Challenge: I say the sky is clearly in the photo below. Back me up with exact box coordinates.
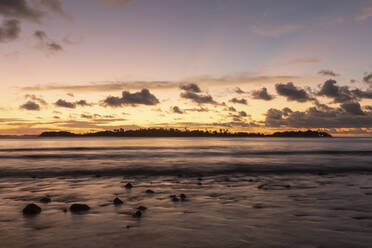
[1,0,372,136]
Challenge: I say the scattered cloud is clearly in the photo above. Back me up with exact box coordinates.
[40,0,72,20]
[251,87,274,101]
[102,89,160,107]
[288,58,321,65]
[357,4,372,21]
[55,99,75,108]
[265,104,372,128]
[0,19,20,42]
[229,98,248,105]
[363,73,372,85]
[251,24,301,37]
[20,101,40,111]
[180,83,201,93]
[172,106,183,114]
[275,82,313,102]
[25,94,47,106]
[318,69,339,77]
[341,102,365,115]
[0,0,43,22]
[33,30,63,54]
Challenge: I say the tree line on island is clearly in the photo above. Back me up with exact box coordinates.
[39,128,332,137]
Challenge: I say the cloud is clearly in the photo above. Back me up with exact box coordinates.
[357,4,372,21]
[34,30,63,53]
[172,106,183,114]
[234,87,245,94]
[288,58,321,64]
[251,24,301,37]
[55,99,75,108]
[229,98,248,105]
[265,104,372,128]
[21,73,300,92]
[341,102,365,115]
[275,82,312,102]
[75,100,93,107]
[100,0,133,6]
[251,87,274,101]
[180,83,217,105]
[25,94,47,105]
[179,83,201,93]
[20,101,40,111]
[0,19,20,42]
[363,73,372,85]
[180,91,216,105]
[102,89,160,107]
[318,70,339,77]
[40,0,71,20]
[0,0,43,22]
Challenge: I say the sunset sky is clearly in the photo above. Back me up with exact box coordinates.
[1,0,372,136]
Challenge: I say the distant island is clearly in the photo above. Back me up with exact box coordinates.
[39,128,332,138]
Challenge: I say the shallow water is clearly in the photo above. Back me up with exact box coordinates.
[1,137,372,247]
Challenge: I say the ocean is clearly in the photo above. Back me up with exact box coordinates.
[1,137,372,247]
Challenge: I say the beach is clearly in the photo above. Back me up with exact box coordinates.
[1,137,372,247]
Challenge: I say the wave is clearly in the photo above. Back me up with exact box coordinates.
[1,162,372,178]
[0,150,371,160]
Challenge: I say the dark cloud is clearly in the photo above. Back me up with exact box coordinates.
[55,99,75,108]
[75,100,93,107]
[25,94,47,105]
[227,106,236,112]
[34,30,63,53]
[275,82,312,102]
[340,102,365,115]
[251,87,274,101]
[265,104,372,128]
[180,83,201,93]
[234,87,245,94]
[239,111,248,117]
[180,91,216,104]
[318,70,339,77]
[363,73,372,85]
[229,98,247,105]
[172,106,183,114]
[0,19,20,42]
[0,0,42,22]
[317,79,354,103]
[317,80,372,103]
[180,83,217,105]
[20,101,40,111]
[103,89,159,107]
[122,89,159,105]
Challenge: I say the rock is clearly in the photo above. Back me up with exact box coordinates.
[40,197,51,203]
[145,189,154,194]
[125,183,133,189]
[23,203,41,216]
[113,197,123,205]
[132,210,142,218]
[170,195,179,202]
[70,204,90,213]
[62,207,67,213]
[180,194,187,201]
[137,206,147,211]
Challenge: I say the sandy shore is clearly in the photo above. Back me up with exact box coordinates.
[1,173,372,248]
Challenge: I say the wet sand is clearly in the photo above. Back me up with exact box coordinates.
[1,173,372,248]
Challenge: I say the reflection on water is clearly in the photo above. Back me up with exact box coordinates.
[0,137,372,247]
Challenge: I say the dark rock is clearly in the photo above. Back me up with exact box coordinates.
[62,207,67,213]
[132,210,142,218]
[23,203,41,216]
[95,174,102,178]
[113,197,123,205]
[180,194,187,201]
[125,183,133,189]
[40,197,51,203]
[170,195,179,202]
[137,206,147,211]
[145,189,154,194]
[70,204,90,213]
